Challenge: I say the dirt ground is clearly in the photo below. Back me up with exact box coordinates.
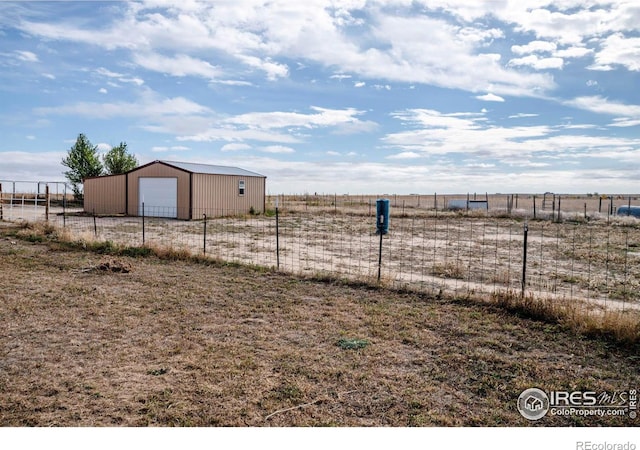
[51,210,640,314]
[0,226,638,426]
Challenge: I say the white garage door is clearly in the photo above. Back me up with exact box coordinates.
[138,177,178,218]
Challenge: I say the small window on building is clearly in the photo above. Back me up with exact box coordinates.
[238,180,245,196]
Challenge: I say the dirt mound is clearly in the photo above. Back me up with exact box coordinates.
[96,259,132,273]
[73,259,132,274]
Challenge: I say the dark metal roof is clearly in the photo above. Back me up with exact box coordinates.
[160,160,265,177]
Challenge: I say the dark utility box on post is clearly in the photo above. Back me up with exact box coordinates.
[376,198,390,235]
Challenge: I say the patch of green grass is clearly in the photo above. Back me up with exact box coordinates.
[271,383,303,402]
[336,338,369,350]
[120,246,153,257]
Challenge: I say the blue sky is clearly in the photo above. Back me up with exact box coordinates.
[1,0,639,194]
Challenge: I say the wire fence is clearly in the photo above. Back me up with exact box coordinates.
[28,205,639,314]
[2,183,639,315]
[270,193,640,221]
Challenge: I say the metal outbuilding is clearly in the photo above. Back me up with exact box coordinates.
[83,160,266,219]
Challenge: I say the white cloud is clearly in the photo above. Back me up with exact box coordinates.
[509,113,539,119]
[511,40,557,55]
[98,88,108,94]
[506,160,551,168]
[95,67,123,78]
[35,92,212,119]
[15,2,555,96]
[234,55,289,80]
[382,107,640,166]
[42,73,55,80]
[17,0,627,100]
[554,46,592,58]
[508,55,564,70]
[609,118,640,128]
[151,145,191,152]
[96,143,112,152]
[209,79,253,87]
[0,151,66,180]
[558,124,597,130]
[354,81,365,88]
[592,33,640,72]
[465,162,495,169]
[133,52,221,78]
[260,145,295,154]
[586,63,614,71]
[387,151,421,159]
[476,93,504,102]
[224,106,373,132]
[326,151,340,156]
[94,67,144,86]
[221,143,252,152]
[26,135,36,140]
[565,96,640,117]
[505,5,616,45]
[179,128,303,144]
[15,50,38,62]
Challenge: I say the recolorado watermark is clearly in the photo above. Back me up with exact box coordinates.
[517,387,637,421]
[576,442,636,450]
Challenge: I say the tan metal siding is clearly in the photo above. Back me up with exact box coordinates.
[127,163,191,220]
[83,174,126,215]
[192,174,265,217]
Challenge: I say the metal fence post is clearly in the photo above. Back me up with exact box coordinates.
[62,184,66,228]
[93,209,97,237]
[609,196,614,216]
[142,202,145,245]
[599,196,602,213]
[0,183,3,221]
[275,201,280,269]
[522,222,528,298]
[377,227,383,282]
[203,213,207,255]
[45,185,50,222]
[557,195,561,222]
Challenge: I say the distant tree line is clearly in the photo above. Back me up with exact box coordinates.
[62,133,138,199]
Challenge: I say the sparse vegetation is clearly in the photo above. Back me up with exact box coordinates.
[1,225,638,426]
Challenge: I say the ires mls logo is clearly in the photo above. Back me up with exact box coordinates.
[518,388,637,420]
[517,388,550,420]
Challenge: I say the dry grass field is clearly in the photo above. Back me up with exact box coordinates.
[1,223,639,427]
[49,205,640,316]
